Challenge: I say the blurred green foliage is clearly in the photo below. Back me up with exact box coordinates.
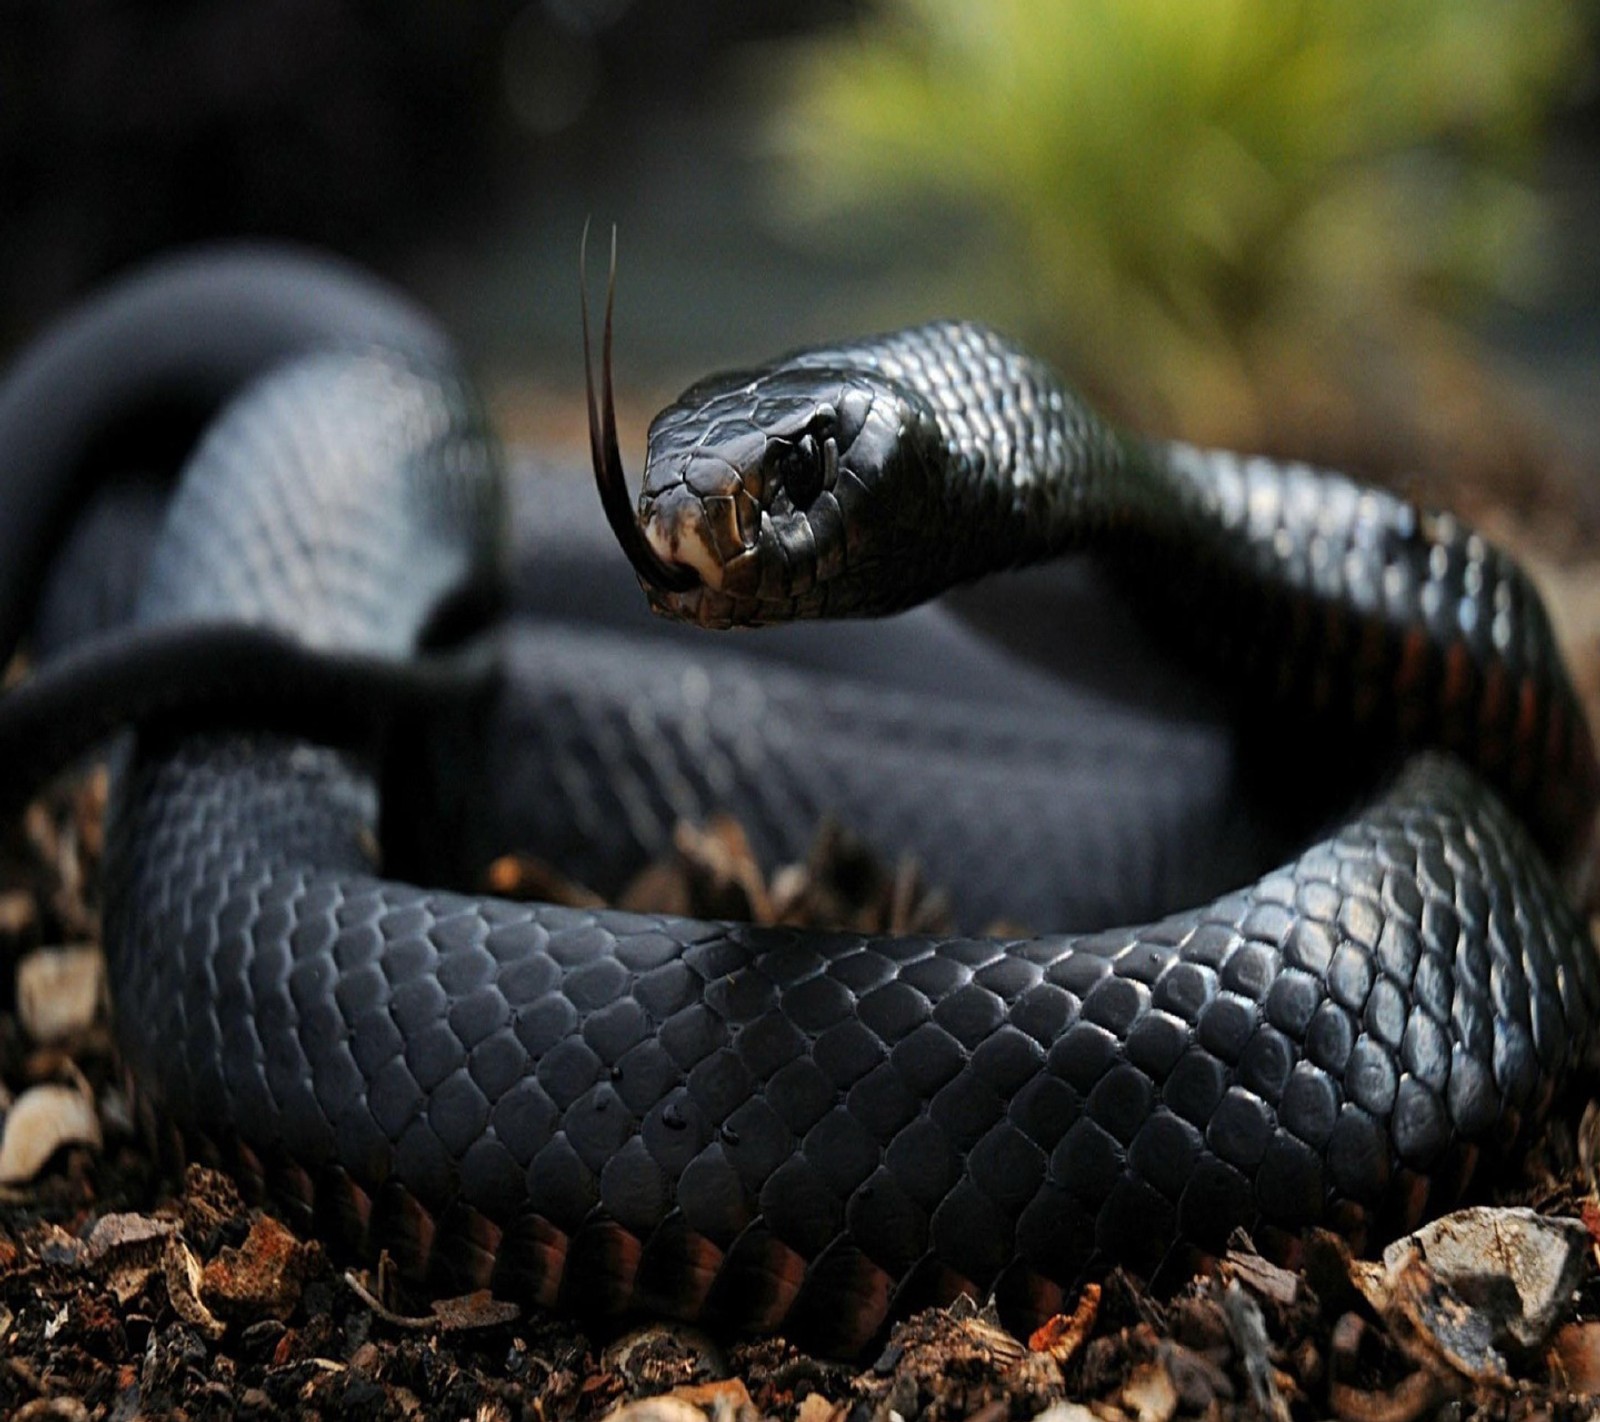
[769,0,1594,438]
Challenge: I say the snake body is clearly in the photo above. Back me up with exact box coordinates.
[2,250,1597,1355]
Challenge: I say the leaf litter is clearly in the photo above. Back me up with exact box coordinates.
[6,770,1600,1420]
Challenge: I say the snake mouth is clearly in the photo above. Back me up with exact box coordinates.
[582,224,700,597]
[636,488,732,588]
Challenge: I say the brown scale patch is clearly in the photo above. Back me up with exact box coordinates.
[1540,702,1582,851]
[1249,1224,1306,1272]
[1350,623,1391,724]
[561,1217,643,1316]
[1478,660,1510,770]
[1441,641,1472,718]
[163,1121,199,1183]
[231,1139,268,1198]
[370,1180,438,1279]
[1502,1105,1525,1147]
[781,1240,896,1356]
[489,1212,568,1310]
[988,1261,1064,1337]
[1560,713,1589,784]
[703,1224,808,1333]
[1438,1142,1480,1206]
[319,1168,374,1257]
[332,1170,376,1247]
[1510,677,1543,793]
[885,1253,979,1321]
[1571,709,1600,796]
[1543,696,1597,849]
[632,1214,725,1320]
[1392,1168,1433,1236]
[432,1205,503,1293]
[1395,626,1430,702]
[266,1159,318,1223]
[1325,1198,1372,1255]
[1393,628,1437,742]
[1545,692,1568,777]
[1558,716,1600,874]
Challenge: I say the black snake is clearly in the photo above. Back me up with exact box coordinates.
[0,246,1595,1355]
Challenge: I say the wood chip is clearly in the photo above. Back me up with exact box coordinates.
[670,1378,753,1412]
[1032,1405,1100,1422]
[599,1400,709,1422]
[1118,1360,1178,1422]
[13,1398,91,1422]
[0,1081,100,1183]
[163,1236,226,1342]
[83,1212,179,1302]
[0,889,37,940]
[484,853,605,907]
[16,945,105,1044]
[1028,1281,1101,1362]
[1549,1321,1600,1394]
[178,1163,248,1242]
[666,816,772,922]
[1328,1370,1451,1422]
[1224,1246,1301,1307]
[430,1289,520,1332]
[201,1214,314,1322]
[1221,1281,1289,1422]
[794,1394,841,1422]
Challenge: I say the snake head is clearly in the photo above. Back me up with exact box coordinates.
[634,365,945,627]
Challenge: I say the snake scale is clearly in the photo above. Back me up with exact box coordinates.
[0,246,1596,1355]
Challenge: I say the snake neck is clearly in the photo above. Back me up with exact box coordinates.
[835,321,1598,880]
[1150,441,1600,883]
[796,322,1164,571]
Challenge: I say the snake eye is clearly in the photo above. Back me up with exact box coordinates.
[775,431,827,510]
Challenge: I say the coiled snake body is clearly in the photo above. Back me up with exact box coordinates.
[1,249,1596,1354]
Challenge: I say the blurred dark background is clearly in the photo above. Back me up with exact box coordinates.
[0,1,867,375]
[3,0,1599,508]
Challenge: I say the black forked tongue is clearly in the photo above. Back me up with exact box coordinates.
[581,223,699,595]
